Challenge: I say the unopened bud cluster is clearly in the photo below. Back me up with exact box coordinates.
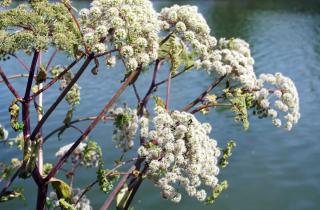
[110,106,139,152]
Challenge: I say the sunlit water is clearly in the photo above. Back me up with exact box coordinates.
[1,0,320,209]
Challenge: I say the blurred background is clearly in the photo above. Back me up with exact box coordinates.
[1,0,320,209]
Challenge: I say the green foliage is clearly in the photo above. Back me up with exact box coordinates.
[43,163,53,176]
[0,0,11,7]
[206,180,229,204]
[82,140,102,167]
[219,140,236,168]
[36,65,47,84]
[158,34,194,75]
[114,113,132,130]
[0,158,21,181]
[97,167,119,194]
[63,108,74,126]
[224,88,254,130]
[0,187,24,203]
[65,84,81,106]
[116,184,134,210]
[49,66,81,106]
[49,177,72,201]
[0,162,13,181]
[58,198,77,210]
[152,96,165,109]
[19,138,40,178]
[0,1,82,59]
[8,100,24,132]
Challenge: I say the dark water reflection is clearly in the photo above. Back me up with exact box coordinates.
[1,0,320,209]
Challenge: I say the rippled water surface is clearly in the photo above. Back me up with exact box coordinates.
[1,0,320,209]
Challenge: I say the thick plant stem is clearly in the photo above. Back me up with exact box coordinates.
[37,53,44,175]
[45,69,140,182]
[22,51,39,157]
[36,184,48,210]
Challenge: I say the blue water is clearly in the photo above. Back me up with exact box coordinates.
[1,0,320,209]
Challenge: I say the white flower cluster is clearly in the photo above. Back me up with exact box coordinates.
[254,73,300,130]
[55,142,86,158]
[159,5,217,64]
[80,0,160,71]
[138,106,221,203]
[47,190,92,210]
[159,5,258,89]
[111,107,139,152]
[211,38,258,89]
[55,142,100,167]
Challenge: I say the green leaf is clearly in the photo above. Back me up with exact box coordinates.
[8,100,23,132]
[19,138,40,179]
[0,188,24,203]
[114,113,132,130]
[158,34,195,75]
[116,184,134,210]
[49,178,72,201]
[97,168,119,194]
[58,198,76,210]
[224,88,252,130]
[219,140,237,168]
[63,108,74,126]
[206,180,229,204]
[152,96,165,109]
[36,65,47,84]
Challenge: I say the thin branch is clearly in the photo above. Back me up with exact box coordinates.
[182,75,227,112]
[74,158,139,206]
[132,83,141,103]
[24,51,40,101]
[155,64,193,87]
[0,67,22,99]
[43,116,111,143]
[123,165,148,210]
[94,48,119,58]
[0,167,21,198]
[165,71,172,111]
[29,54,94,142]
[100,166,136,210]
[63,2,90,55]
[190,102,233,114]
[138,59,164,115]
[0,74,54,83]
[45,49,58,72]
[10,54,30,72]
[44,69,141,182]
[30,55,84,101]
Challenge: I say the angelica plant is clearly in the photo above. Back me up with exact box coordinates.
[0,0,300,210]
